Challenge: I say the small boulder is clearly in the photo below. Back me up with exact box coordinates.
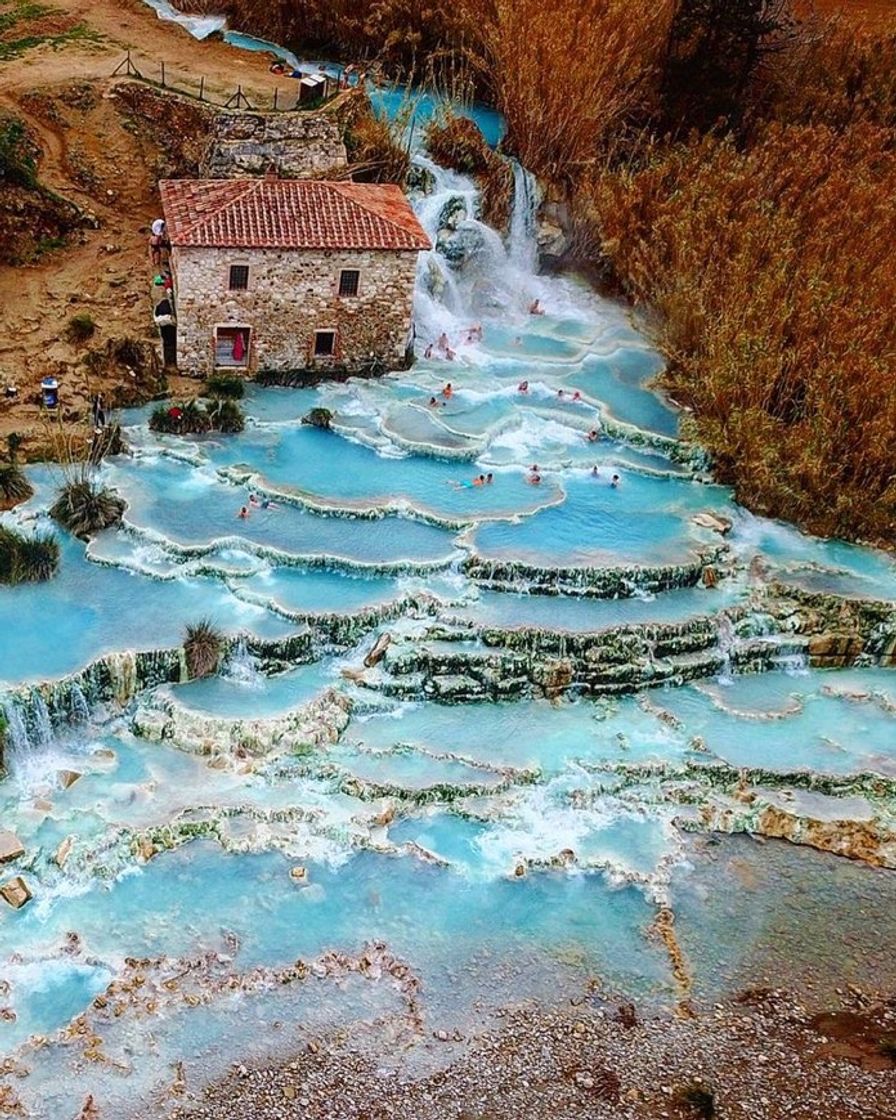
[1,877,32,910]
[54,835,75,869]
[301,408,332,430]
[57,770,82,790]
[0,831,24,864]
[364,632,392,669]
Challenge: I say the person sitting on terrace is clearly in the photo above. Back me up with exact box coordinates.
[529,299,545,316]
[587,429,599,442]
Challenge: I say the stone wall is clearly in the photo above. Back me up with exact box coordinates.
[171,245,419,376]
[201,112,347,179]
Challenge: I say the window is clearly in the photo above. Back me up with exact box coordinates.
[338,269,360,298]
[314,330,336,358]
[228,265,249,291]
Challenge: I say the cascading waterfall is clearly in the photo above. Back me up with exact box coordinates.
[715,613,735,685]
[411,153,541,344]
[508,159,541,273]
[223,637,264,690]
[1,700,30,759]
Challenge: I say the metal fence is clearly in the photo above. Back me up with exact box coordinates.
[112,50,339,113]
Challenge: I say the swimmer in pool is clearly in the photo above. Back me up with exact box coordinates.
[528,471,542,485]
[518,380,529,393]
[611,474,620,488]
[586,429,599,443]
[238,506,250,519]
[442,382,453,399]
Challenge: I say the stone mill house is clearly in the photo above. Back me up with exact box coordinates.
[158,175,431,378]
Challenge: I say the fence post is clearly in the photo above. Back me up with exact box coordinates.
[199,76,205,102]
[161,61,166,88]
[112,49,143,79]
[273,88,279,111]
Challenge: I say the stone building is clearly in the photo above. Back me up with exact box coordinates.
[201,112,347,180]
[159,177,430,378]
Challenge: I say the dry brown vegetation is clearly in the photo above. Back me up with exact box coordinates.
[590,122,896,539]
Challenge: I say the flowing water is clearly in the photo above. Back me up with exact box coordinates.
[2,14,896,1116]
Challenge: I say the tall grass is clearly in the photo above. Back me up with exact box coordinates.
[590,121,896,541]
[484,0,672,183]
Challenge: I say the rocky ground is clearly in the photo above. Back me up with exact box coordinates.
[165,991,896,1120]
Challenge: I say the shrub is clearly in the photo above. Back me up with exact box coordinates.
[301,407,333,430]
[150,399,244,435]
[0,115,38,189]
[0,463,33,507]
[66,312,97,343]
[210,398,246,434]
[50,479,126,539]
[184,619,225,680]
[344,99,411,185]
[205,374,245,400]
[0,525,59,585]
[425,112,492,175]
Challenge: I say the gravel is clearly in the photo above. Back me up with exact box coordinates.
[168,988,896,1120]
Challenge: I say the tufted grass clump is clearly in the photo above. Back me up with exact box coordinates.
[0,525,60,585]
[49,478,125,539]
[0,463,33,508]
[205,374,245,400]
[209,398,246,434]
[184,619,225,680]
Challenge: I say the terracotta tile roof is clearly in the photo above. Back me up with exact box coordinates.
[159,179,431,252]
